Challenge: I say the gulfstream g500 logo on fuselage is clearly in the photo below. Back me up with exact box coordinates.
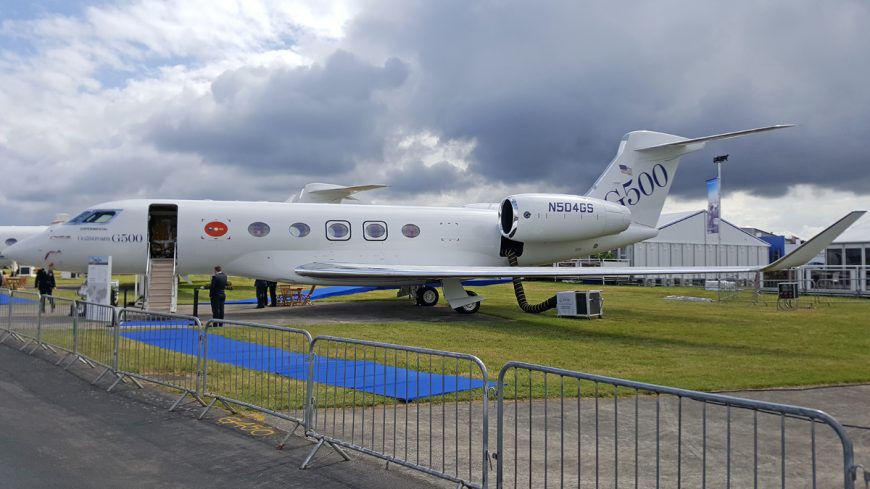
[604,163,669,207]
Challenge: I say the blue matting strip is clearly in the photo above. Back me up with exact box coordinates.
[200,279,512,305]
[0,295,39,305]
[120,328,488,401]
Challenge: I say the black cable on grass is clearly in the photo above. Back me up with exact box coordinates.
[506,250,558,314]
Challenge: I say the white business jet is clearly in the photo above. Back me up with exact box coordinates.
[0,214,69,268]
[5,125,864,313]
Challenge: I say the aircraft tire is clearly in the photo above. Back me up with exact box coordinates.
[454,291,480,314]
[416,286,439,307]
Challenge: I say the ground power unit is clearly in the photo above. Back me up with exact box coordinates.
[556,290,603,319]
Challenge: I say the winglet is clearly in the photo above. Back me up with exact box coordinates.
[762,211,866,272]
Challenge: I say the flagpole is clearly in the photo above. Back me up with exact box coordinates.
[713,154,728,298]
[713,154,729,268]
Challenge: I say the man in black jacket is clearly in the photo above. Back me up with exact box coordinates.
[209,266,228,321]
[34,264,57,312]
[254,279,267,309]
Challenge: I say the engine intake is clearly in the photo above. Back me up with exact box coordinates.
[498,194,631,242]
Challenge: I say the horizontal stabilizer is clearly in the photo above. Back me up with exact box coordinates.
[636,125,795,152]
[762,210,866,272]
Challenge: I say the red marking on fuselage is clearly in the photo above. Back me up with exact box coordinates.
[204,221,228,237]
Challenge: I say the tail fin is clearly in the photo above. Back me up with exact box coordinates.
[586,125,793,228]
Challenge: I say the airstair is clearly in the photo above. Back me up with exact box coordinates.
[144,203,179,313]
[145,257,176,312]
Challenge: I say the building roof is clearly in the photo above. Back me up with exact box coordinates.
[832,218,870,244]
[656,210,702,228]
[655,210,769,246]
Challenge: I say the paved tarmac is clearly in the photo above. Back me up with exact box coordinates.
[0,342,443,489]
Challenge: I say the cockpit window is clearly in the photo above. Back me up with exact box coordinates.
[66,209,120,225]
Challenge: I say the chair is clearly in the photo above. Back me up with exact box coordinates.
[277,285,316,306]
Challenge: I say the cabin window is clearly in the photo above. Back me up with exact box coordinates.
[4,238,17,246]
[66,209,120,225]
[364,221,387,241]
[289,223,310,238]
[248,222,271,237]
[326,221,351,241]
[401,223,421,238]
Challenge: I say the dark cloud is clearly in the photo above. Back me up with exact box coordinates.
[380,161,474,197]
[342,0,870,199]
[145,50,410,174]
[9,0,865,232]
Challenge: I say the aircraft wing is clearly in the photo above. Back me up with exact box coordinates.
[297,263,770,280]
[296,211,865,281]
[288,183,387,203]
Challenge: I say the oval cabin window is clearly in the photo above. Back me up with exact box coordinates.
[289,223,310,238]
[401,224,421,238]
[364,221,387,241]
[248,222,271,237]
[327,221,351,241]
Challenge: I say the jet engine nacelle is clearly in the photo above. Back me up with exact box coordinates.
[499,194,632,242]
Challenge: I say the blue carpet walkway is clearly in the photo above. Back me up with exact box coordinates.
[120,327,488,401]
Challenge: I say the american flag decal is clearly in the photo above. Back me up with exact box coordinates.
[619,164,632,176]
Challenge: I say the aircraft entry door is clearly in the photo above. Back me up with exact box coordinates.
[148,204,178,259]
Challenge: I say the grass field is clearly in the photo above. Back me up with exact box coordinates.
[14,275,870,393]
[268,281,870,393]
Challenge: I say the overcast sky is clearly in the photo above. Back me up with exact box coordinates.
[1,0,867,239]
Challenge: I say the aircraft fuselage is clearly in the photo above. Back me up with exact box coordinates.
[13,198,647,285]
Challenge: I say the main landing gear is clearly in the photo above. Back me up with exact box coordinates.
[415,286,440,307]
[413,284,483,314]
[453,291,480,314]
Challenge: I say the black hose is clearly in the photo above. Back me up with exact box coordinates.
[506,251,558,314]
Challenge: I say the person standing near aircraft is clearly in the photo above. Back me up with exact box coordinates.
[209,266,228,320]
[254,279,267,309]
[34,263,56,312]
[267,280,278,307]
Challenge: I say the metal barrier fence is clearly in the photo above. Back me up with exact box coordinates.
[37,295,77,361]
[73,301,118,378]
[496,362,859,489]
[760,276,870,305]
[0,288,10,334]
[111,308,205,410]
[303,336,490,489]
[3,290,42,351]
[200,319,312,445]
